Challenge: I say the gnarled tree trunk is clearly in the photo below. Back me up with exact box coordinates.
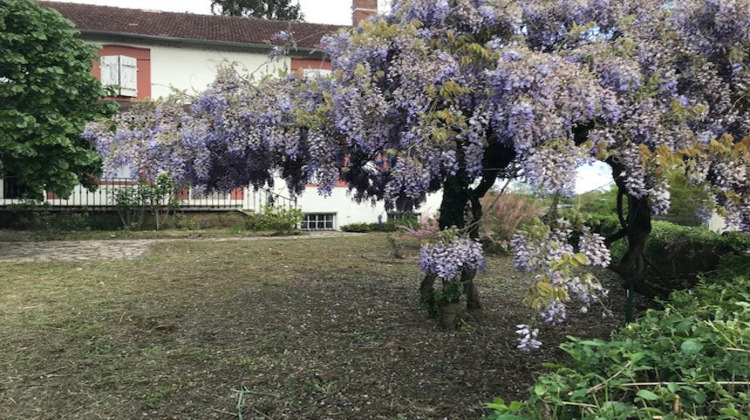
[419,141,514,328]
[606,162,669,321]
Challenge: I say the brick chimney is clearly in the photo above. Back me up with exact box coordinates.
[353,0,378,26]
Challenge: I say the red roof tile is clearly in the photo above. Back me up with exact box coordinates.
[38,1,345,50]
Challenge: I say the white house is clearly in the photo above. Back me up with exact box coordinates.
[0,1,442,229]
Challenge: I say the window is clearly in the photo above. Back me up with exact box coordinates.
[2,176,35,200]
[100,55,138,97]
[301,213,335,231]
[388,212,420,223]
[192,190,229,201]
[302,68,332,79]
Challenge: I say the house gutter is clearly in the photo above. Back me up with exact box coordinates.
[79,30,326,56]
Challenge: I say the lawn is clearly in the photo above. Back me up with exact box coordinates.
[0,234,635,419]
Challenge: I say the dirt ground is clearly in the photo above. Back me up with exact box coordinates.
[0,233,648,419]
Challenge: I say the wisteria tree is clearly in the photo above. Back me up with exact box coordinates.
[517,0,750,304]
[319,0,747,328]
[89,0,749,341]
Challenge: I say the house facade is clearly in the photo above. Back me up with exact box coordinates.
[0,1,442,229]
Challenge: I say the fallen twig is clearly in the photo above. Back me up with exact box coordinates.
[588,360,633,394]
[620,381,750,388]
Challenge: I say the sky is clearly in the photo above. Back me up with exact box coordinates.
[45,0,392,25]
[46,0,611,194]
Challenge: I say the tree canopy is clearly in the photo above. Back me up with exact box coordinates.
[88,0,750,346]
[0,0,116,197]
[211,0,303,20]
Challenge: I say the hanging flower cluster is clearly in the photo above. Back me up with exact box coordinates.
[515,324,542,352]
[419,228,486,282]
[511,219,611,349]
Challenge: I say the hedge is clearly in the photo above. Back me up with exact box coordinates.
[585,215,749,288]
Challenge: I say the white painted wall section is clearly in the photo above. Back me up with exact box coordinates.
[149,44,288,97]
[86,38,289,98]
[291,186,443,229]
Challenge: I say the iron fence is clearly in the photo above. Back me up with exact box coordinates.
[0,177,297,212]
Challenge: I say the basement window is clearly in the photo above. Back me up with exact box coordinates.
[388,212,420,223]
[301,213,335,231]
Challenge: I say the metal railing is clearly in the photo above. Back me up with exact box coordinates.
[0,177,297,212]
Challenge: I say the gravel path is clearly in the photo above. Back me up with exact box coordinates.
[0,232,358,262]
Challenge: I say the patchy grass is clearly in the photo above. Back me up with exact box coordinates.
[0,234,639,419]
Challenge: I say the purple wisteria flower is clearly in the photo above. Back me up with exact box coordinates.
[268,46,284,60]
[511,221,610,341]
[272,30,292,42]
[516,324,542,352]
[578,229,611,267]
[419,236,486,282]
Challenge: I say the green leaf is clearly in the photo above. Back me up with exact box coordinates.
[570,388,588,399]
[578,339,604,346]
[719,407,740,416]
[666,382,680,393]
[692,391,707,404]
[636,389,660,401]
[507,401,523,412]
[573,253,590,265]
[541,362,564,370]
[680,339,703,356]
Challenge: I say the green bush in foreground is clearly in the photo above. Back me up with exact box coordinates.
[488,256,750,419]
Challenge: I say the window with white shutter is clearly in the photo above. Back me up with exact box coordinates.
[119,56,138,97]
[100,56,119,88]
[100,55,138,97]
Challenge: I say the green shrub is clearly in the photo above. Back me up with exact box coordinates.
[582,216,749,288]
[565,188,618,217]
[21,210,92,231]
[640,223,749,286]
[488,256,750,420]
[659,171,710,227]
[340,221,410,232]
[340,222,373,232]
[112,174,179,230]
[5,201,96,232]
[244,206,303,233]
[169,212,201,230]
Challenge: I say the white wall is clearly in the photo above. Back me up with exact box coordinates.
[289,185,443,228]
[87,38,289,97]
[149,44,288,97]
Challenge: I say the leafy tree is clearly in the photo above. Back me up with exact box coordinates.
[663,170,711,226]
[0,0,116,197]
[564,188,618,218]
[89,0,749,341]
[211,0,303,20]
